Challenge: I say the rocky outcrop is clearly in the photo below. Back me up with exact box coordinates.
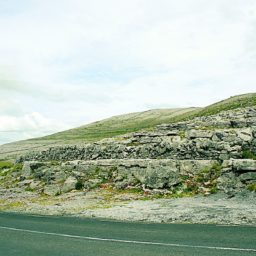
[62,176,78,193]
[14,158,255,197]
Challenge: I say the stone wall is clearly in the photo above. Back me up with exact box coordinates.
[20,158,256,196]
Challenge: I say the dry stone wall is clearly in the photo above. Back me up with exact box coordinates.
[19,158,256,196]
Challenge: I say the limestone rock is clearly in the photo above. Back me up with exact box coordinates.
[187,130,213,139]
[217,173,240,193]
[29,180,41,190]
[44,185,61,196]
[239,172,256,182]
[18,179,33,187]
[21,162,32,177]
[62,176,78,193]
[232,159,256,172]
[236,128,253,142]
[84,179,102,189]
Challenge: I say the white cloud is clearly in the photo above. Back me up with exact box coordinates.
[0,0,256,144]
[0,112,68,132]
[0,112,69,145]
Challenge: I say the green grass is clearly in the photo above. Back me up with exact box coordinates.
[169,92,256,123]
[0,108,198,159]
[38,92,256,142]
[195,93,256,116]
[242,150,256,160]
[37,108,198,142]
[0,161,13,170]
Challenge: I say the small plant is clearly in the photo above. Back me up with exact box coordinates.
[49,160,60,166]
[213,162,222,171]
[210,187,218,194]
[247,183,256,192]
[0,161,13,170]
[184,180,198,193]
[75,180,84,190]
[34,169,44,180]
[94,166,103,175]
[242,150,256,160]
[25,187,35,192]
[179,130,186,139]
[127,187,144,194]
[12,163,23,172]
[55,190,62,196]
[127,142,141,147]
[181,163,222,196]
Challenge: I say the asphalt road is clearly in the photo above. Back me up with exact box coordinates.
[0,212,255,256]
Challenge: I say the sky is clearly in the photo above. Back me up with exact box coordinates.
[0,0,256,145]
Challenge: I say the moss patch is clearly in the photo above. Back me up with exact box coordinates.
[247,183,256,192]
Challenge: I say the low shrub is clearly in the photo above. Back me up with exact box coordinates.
[12,163,23,172]
[75,180,84,190]
[242,150,256,160]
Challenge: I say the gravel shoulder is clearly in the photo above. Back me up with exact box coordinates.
[0,188,255,226]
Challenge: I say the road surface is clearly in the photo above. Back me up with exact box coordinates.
[0,212,255,256]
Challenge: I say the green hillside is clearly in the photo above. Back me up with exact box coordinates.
[36,91,256,143]
[191,92,256,118]
[41,107,198,142]
[0,108,198,160]
[166,92,256,123]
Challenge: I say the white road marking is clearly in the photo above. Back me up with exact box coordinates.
[216,225,240,227]
[25,214,51,218]
[0,226,256,252]
[216,224,256,228]
[25,214,60,219]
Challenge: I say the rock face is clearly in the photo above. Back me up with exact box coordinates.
[62,176,77,193]
[13,106,256,196]
[16,158,256,196]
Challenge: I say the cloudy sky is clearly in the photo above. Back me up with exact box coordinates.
[0,0,256,145]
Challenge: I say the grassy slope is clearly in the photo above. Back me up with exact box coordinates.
[190,92,256,118]
[41,107,198,141]
[0,108,198,160]
[1,92,256,160]
[164,92,256,123]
